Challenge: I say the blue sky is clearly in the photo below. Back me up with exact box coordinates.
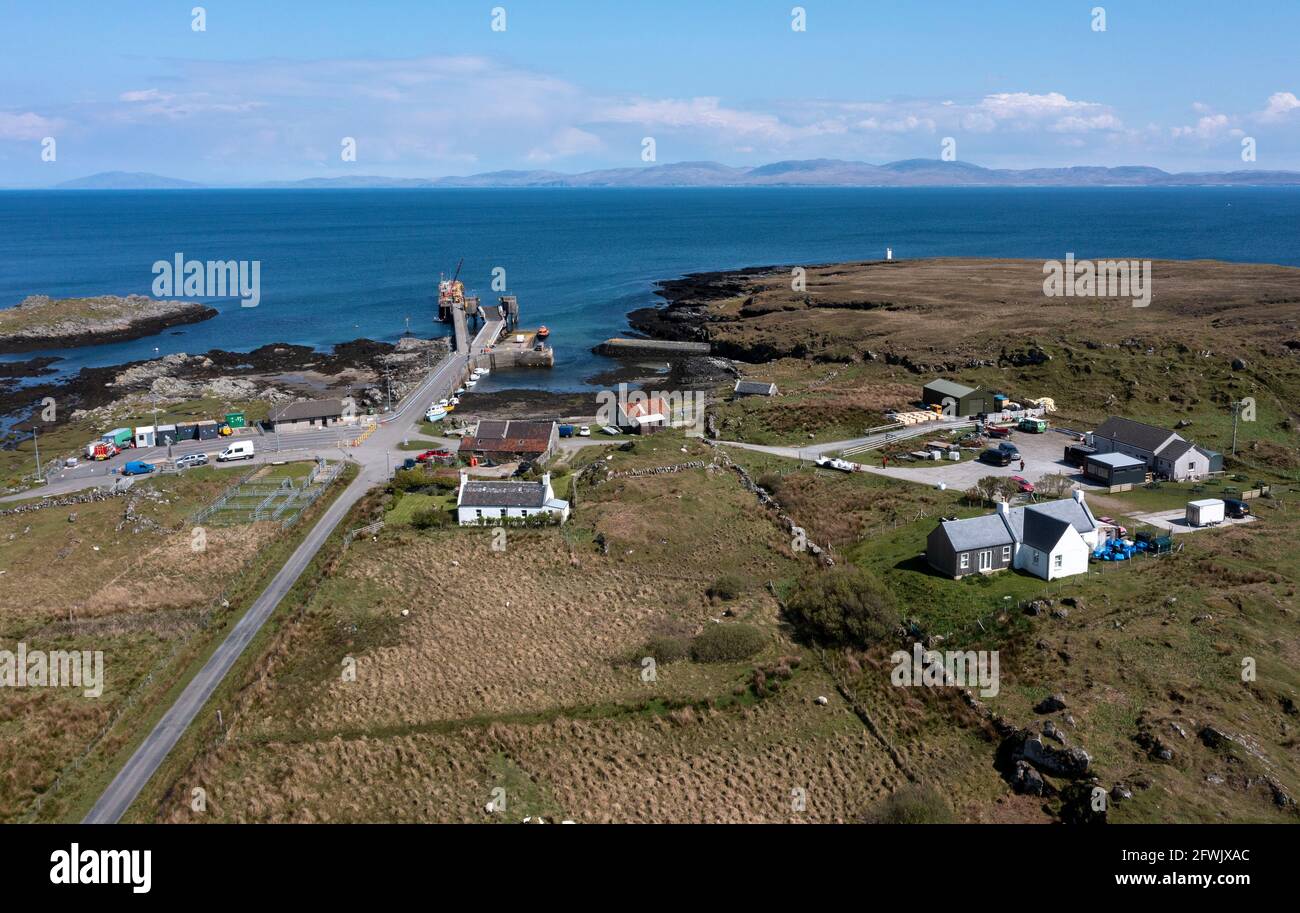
[1,0,1298,184]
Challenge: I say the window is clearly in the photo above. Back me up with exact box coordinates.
[475,509,483,519]
[1054,554,1063,569]
[1032,552,1040,565]
[1002,545,1011,561]
[959,554,969,569]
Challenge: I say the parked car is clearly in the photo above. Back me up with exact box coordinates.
[175,452,209,470]
[1097,515,1128,537]
[1018,417,1048,433]
[996,441,1021,460]
[979,448,1012,467]
[122,460,155,476]
[1009,475,1035,493]
[401,457,418,471]
[415,449,451,463]
[578,425,591,437]
[63,457,78,468]
[1223,498,1251,519]
[217,441,255,462]
[558,424,575,438]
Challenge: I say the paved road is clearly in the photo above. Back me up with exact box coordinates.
[83,318,502,823]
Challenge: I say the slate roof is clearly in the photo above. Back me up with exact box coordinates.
[939,514,1014,551]
[938,497,1096,554]
[269,398,345,423]
[1023,496,1098,534]
[1021,510,1072,551]
[734,380,778,396]
[1092,416,1178,455]
[459,480,548,509]
[924,378,977,398]
[1156,438,1196,460]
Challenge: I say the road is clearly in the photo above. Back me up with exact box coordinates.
[83,316,501,823]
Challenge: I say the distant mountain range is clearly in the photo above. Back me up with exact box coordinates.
[49,159,1300,190]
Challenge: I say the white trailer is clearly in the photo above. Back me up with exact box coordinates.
[1186,498,1225,527]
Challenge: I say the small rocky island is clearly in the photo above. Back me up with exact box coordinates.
[0,294,217,353]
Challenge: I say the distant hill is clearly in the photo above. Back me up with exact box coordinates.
[49,160,1300,190]
[54,171,203,190]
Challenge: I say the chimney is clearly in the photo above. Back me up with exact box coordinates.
[541,471,551,491]
[1073,489,1085,504]
[996,500,1010,518]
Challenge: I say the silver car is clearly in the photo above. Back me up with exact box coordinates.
[175,452,209,470]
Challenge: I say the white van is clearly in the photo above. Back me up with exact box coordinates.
[217,441,255,462]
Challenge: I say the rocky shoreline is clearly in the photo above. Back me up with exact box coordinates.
[0,295,217,353]
[1,334,449,437]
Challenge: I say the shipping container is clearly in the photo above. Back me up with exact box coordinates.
[225,412,247,428]
[195,419,221,440]
[156,424,179,445]
[102,427,133,447]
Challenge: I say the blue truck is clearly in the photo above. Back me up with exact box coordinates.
[122,460,155,476]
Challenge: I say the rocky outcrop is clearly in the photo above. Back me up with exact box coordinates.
[0,295,216,353]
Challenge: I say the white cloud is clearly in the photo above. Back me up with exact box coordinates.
[527,127,603,162]
[0,110,62,140]
[1261,91,1300,120]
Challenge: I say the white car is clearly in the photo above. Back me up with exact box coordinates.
[578,425,591,437]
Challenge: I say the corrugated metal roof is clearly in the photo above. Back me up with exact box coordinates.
[1092,416,1178,454]
[1087,451,1146,468]
[924,378,977,398]
[269,398,344,423]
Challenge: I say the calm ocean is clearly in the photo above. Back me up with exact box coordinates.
[2,186,1299,391]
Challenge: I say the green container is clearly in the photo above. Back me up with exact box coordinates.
[224,412,247,428]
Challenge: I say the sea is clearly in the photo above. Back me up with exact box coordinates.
[2,186,1299,393]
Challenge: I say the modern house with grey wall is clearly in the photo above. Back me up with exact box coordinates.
[1087,416,1212,481]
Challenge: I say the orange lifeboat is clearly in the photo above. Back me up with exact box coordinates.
[536,325,550,340]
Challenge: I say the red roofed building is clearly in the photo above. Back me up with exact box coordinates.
[618,396,669,434]
[458,419,558,464]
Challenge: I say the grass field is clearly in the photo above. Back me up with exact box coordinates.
[0,460,349,822]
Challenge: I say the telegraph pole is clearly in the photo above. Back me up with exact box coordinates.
[1231,401,1241,456]
[33,425,42,481]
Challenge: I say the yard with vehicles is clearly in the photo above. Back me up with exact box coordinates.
[0,459,351,822]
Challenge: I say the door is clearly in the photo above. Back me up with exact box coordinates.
[978,550,993,572]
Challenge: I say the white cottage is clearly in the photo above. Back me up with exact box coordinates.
[927,491,1099,581]
[455,472,570,525]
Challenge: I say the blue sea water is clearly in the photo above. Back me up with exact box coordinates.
[1,187,1298,392]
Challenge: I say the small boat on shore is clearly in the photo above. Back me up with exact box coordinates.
[536,325,550,341]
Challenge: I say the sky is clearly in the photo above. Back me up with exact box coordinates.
[1,0,1298,185]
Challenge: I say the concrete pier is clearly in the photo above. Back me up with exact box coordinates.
[595,337,711,357]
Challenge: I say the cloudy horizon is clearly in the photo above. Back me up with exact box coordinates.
[2,1,1298,186]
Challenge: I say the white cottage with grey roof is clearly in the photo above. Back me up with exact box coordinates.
[456,472,570,525]
[926,491,1099,581]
